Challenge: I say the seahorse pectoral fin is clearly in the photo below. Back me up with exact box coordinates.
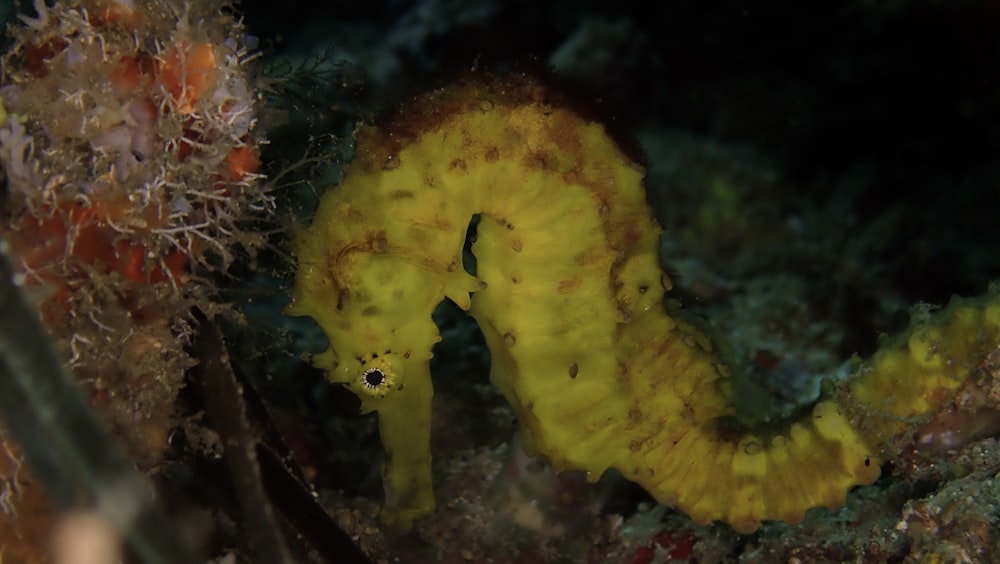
[373,360,436,529]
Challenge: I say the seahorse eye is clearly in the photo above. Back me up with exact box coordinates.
[363,368,386,388]
[356,354,401,399]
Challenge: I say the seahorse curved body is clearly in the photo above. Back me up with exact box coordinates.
[289,73,1000,532]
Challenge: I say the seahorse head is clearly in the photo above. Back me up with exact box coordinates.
[290,221,449,412]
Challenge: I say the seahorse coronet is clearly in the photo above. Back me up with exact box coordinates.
[289,71,1000,533]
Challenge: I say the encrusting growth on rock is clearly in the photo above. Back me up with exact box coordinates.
[0,0,268,560]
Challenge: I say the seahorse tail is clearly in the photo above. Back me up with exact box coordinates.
[614,288,1000,533]
[848,290,1000,452]
[604,309,879,533]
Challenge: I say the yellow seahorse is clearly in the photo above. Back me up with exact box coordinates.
[288,72,1000,533]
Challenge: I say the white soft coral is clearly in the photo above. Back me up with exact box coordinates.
[16,0,49,29]
[0,117,35,192]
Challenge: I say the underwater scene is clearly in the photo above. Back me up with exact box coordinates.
[0,0,998,562]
